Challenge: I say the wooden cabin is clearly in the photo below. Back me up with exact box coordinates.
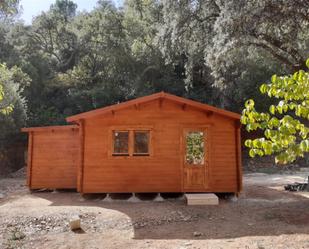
[22,92,242,195]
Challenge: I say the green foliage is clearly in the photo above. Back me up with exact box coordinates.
[0,0,308,172]
[158,0,308,109]
[0,0,20,19]
[0,63,29,145]
[241,60,309,164]
[0,83,13,115]
[186,132,204,165]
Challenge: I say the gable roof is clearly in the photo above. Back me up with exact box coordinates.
[66,92,241,122]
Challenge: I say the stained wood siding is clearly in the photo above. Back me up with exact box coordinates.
[82,99,240,193]
[29,128,78,189]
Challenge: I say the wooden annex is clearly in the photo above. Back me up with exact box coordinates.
[22,92,242,195]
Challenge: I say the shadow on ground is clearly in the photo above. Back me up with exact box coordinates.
[30,185,309,240]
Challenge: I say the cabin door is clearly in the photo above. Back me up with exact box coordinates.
[182,128,208,191]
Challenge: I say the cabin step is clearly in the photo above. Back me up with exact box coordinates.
[185,193,219,205]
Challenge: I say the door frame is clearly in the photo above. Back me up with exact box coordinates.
[180,125,212,192]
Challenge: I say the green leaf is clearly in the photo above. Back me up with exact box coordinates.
[245,99,255,109]
[269,105,275,114]
[241,58,309,164]
[305,58,309,69]
[253,139,262,148]
[244,139,252,147]
[249,150,255,158]
[271,74,277,83]
[300,140,309,152]
[260,84,267,94]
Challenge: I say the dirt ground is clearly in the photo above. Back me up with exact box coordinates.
[0,172,309,249]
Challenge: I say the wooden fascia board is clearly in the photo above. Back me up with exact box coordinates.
[21,125,79,133]
[26,131,33,188]
[66,92,164,122]
[235,121,243,193]
[66,91,241,122]
[77,119,85,193]
[163,93,241,120]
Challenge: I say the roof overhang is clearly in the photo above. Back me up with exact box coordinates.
[21,125,79,133]
[66,92,241,122]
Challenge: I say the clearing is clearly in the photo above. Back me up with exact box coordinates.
[0,171,309,249]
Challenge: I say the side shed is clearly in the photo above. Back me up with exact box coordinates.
[21,125,79,189]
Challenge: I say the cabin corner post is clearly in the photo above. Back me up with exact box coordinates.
[207,125,213,191]
[77,119,85,193]
[235,121,243,194]
[26,131,34,188]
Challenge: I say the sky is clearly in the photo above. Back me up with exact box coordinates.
[19,0,123,24]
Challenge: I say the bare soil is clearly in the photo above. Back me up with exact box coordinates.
[0,172,309,249]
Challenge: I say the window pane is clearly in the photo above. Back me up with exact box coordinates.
[185,131,204,165]
[113,131,129,154]
[134,131,149,154]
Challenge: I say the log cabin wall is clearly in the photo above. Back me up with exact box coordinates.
[24,126,79,189]
[81,98,240,193]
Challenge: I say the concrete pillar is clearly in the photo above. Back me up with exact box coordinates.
[102,193,112,202]
[127,193,140,202]
[154,193,164,202]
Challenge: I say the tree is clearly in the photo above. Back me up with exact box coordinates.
[209,0,309,72]
[0,63,29,123]
[58,0,134,113]
[157,0,219,105]
[0,84,12,114]
[123,0,186,97]
[0,0,20,20]
[241,59,309,164]
[59,0,186,116]
[0,0,21,113]
[29,0,78,73]
[0,63,29,174]
[157,0,309,109]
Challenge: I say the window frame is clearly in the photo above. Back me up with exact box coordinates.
[185,130,205,166]
[133,130,151,156]
[112,130,130,156]
[109,126,153,158]
[182,125,211,168]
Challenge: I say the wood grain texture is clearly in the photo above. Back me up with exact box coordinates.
[81,98,241,194]
[77,120,85,192]
[21,125,78,132]
[26,132,33,187]
[235,124,243,193]
[27,128,79,189]
[23,93,241,194]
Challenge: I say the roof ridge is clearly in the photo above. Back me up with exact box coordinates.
[66,92,241,122]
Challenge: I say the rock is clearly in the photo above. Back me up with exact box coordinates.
[0,193,5,199]
[193,231,202,237]
[10,167,26,178]
[12,231,25,240]
[183,216,191,221]
[299,167,309,172]
[69,216,81,231]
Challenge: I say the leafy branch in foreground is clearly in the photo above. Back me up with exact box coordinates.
[0,64,14,115]
[241,59,309,164]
